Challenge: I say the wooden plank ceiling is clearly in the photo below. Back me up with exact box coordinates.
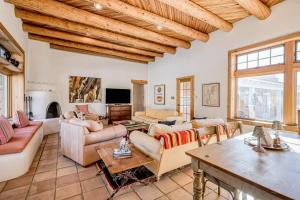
[5,0,283,64]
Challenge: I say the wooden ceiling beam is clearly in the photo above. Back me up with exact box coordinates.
[157,0,233,32]
[87,0,209,42]
[22,23,163,57]
[234,0,271,20]
[28,34,155,63]
[6,0,190,49]
[15,9,175,54]
[50,44,148,64]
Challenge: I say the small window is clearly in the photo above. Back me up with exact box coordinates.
[236,45,285,70]
[296,41,300,61]
[0,74,8,117]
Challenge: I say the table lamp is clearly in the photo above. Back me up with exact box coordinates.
[252,126,266,153]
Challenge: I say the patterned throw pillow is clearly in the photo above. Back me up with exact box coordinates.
[0,116,14,145]
[13,110,30,128]
[76,105,90,114]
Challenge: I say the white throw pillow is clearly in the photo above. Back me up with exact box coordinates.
[69,118,103,132]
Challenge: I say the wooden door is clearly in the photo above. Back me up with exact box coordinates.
[176,76,194,121]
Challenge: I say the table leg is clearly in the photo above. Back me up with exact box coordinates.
[192,159,204,200]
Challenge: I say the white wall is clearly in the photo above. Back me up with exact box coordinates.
[26,40,148,117]
[148,0,300,119]
[0,0,27,53]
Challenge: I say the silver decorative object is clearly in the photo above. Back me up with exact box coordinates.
[113,138,132,158]
[252,126,266,153]
[272,120,283,137]
[271,121,283,147]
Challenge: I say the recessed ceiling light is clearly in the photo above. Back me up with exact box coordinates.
[157,25,163,30]
[94,3,103,10]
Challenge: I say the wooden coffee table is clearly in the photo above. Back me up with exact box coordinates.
[113,120,148,133]
[96,142,153,199]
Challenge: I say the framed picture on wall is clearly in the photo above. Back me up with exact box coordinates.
[202,83,220,107]
[69,76,102,103]
[154,84,165,105]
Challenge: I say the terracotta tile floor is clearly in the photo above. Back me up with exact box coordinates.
[0,133,234,200]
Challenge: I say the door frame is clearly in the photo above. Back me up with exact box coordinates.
[176,75,195,120]
[131,79,147,115]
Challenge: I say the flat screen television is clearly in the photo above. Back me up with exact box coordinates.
[106,88,131,104]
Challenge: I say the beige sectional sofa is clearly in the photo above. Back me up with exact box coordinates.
[130,123,198,180]
[60,121,127,166]
[132,108,184,124]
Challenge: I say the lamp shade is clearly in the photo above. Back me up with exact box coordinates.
[253,125,264,137]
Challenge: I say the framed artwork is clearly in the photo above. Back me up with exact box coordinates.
[154,84,165,105]
[69,76,102,103]
[202,83,220,107]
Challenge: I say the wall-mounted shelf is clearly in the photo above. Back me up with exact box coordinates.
[0,22,24,75]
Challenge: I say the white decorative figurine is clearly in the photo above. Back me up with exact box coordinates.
[113,137,132,158]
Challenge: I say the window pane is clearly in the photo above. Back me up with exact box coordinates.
[271,55,284,65]
[248,60,258,68]
[237,55,247,63]
[271,46,284,57]
[237,62,247,70]
[237,74,283,121]
[248,52,258,61]
[259,58,270,67]
[0,74,7,117]
[297,72,300,123]
[259,49,270,59]
[297,41,300,61]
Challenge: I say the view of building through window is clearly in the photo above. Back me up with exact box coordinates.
[237,74,284,121]
[0,74,7,117]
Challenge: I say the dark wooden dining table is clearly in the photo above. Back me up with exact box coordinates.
[186,131,300,200]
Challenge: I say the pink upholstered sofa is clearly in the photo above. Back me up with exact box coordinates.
[0,122,44,181]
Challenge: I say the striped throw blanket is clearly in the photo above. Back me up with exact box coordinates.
[154,129,198,149]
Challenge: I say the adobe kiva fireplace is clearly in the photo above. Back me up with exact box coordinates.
[46,102,62,119]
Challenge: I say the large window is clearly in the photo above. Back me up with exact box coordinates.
[0,74,8,117]
[229,35,300,127]
[236,45,284,70]
[238,74,283,121]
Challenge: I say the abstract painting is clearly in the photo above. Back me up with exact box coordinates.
[154,84,165,105]
[202,83,220,107]
[69,76,102,103]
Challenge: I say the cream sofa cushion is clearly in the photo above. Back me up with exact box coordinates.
[69,118,103,132]
[84,125,126,145]
[130,131,162,161]
[192,118,224,128]
[148,122,193,137]
[146,108,178,120]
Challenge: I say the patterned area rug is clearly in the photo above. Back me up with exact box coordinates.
[97,160,154,190]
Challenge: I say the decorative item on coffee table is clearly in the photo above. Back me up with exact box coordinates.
[113,138,132,159]
[96,142,154,199]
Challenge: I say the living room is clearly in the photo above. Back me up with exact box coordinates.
[0,0,299,199]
